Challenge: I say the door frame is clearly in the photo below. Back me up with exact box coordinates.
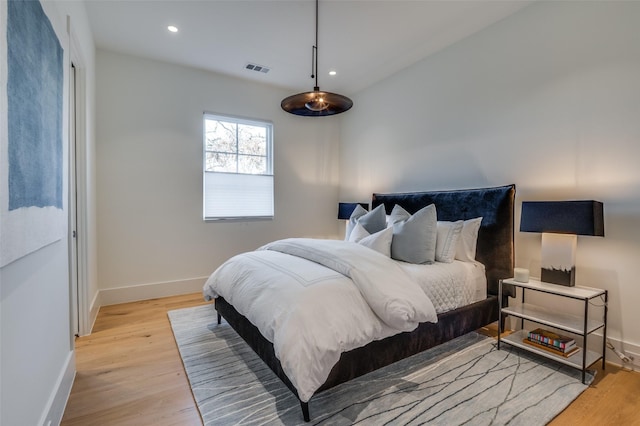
[68,18,90,338]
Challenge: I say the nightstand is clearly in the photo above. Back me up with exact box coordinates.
[498,277,607,383]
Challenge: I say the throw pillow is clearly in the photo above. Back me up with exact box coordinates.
[357,204,387,234]
[360,226,393,257]
[344,204,367,240]
[388,204,437,264]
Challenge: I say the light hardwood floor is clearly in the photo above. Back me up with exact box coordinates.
[61,293,209,425]
[62,293,640,425]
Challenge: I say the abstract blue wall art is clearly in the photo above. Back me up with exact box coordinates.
[1,0,67,267]
[7,0,63,210]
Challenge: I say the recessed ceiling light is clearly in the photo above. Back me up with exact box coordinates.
[167,25,178,33]
[329,70,337,76]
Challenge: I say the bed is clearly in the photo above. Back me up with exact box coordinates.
[205,184,516,421]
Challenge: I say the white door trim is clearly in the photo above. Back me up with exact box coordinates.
[68,17,90,337]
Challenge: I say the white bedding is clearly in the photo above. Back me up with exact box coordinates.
[203,238,483,402]
[398,260,486,313]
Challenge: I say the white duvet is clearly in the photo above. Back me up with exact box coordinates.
[203,238,438,402]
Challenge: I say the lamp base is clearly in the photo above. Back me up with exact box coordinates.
[541,266,576,286]
[540,233,577,286]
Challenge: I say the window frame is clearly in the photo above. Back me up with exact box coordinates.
[202,112,274,221]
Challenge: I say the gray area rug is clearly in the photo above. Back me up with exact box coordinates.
[168,304,593,425]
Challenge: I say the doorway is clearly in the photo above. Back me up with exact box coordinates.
[68,23,90,339]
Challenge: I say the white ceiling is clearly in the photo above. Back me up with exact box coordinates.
[85,0,532,96]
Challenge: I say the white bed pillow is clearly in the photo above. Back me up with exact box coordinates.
[455,217,483,262]
[435,220,464,263]
[388,204,437,264]
[348,222,370,243]
[345,204,367,240]
[348,223,393,257]
[345,204,386,240]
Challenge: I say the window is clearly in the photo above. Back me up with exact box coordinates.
[203,113,274,220]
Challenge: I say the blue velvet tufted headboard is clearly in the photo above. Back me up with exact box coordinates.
[372,184,515,297]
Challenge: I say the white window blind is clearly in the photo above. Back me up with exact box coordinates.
[203,113,274,220]
[204,172,273,219]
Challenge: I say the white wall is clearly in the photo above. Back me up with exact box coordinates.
[341,1,640,361]
[0,1,96,425]
[95,50,341,304]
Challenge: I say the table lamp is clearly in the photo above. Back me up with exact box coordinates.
[520,200,604,286]
[338,203,369,220]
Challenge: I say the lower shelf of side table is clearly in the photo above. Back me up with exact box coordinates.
[501,330,602,370]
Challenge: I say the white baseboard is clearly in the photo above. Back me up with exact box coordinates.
[622,349,640,371]
[88,290,101,334]
[601,335,640,371]
[99,276,208,306]
[39,350,75,426]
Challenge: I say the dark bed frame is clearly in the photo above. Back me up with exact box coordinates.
[214,184,516,421]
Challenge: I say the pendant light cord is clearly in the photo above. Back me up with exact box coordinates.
[313,0,319,90]
[280,0,353,116]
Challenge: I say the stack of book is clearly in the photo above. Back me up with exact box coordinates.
[523,328,580,357]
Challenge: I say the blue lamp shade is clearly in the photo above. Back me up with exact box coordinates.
[520,201,604,236]
[520,200,604,286]
[338,202,368,220]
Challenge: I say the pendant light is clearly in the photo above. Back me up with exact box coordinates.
[281,0,353,116]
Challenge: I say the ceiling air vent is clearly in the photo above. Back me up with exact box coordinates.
[245,63,270,74]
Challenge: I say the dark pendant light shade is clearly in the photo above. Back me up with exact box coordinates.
[281,89,353,117]
[281,0,353,117]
